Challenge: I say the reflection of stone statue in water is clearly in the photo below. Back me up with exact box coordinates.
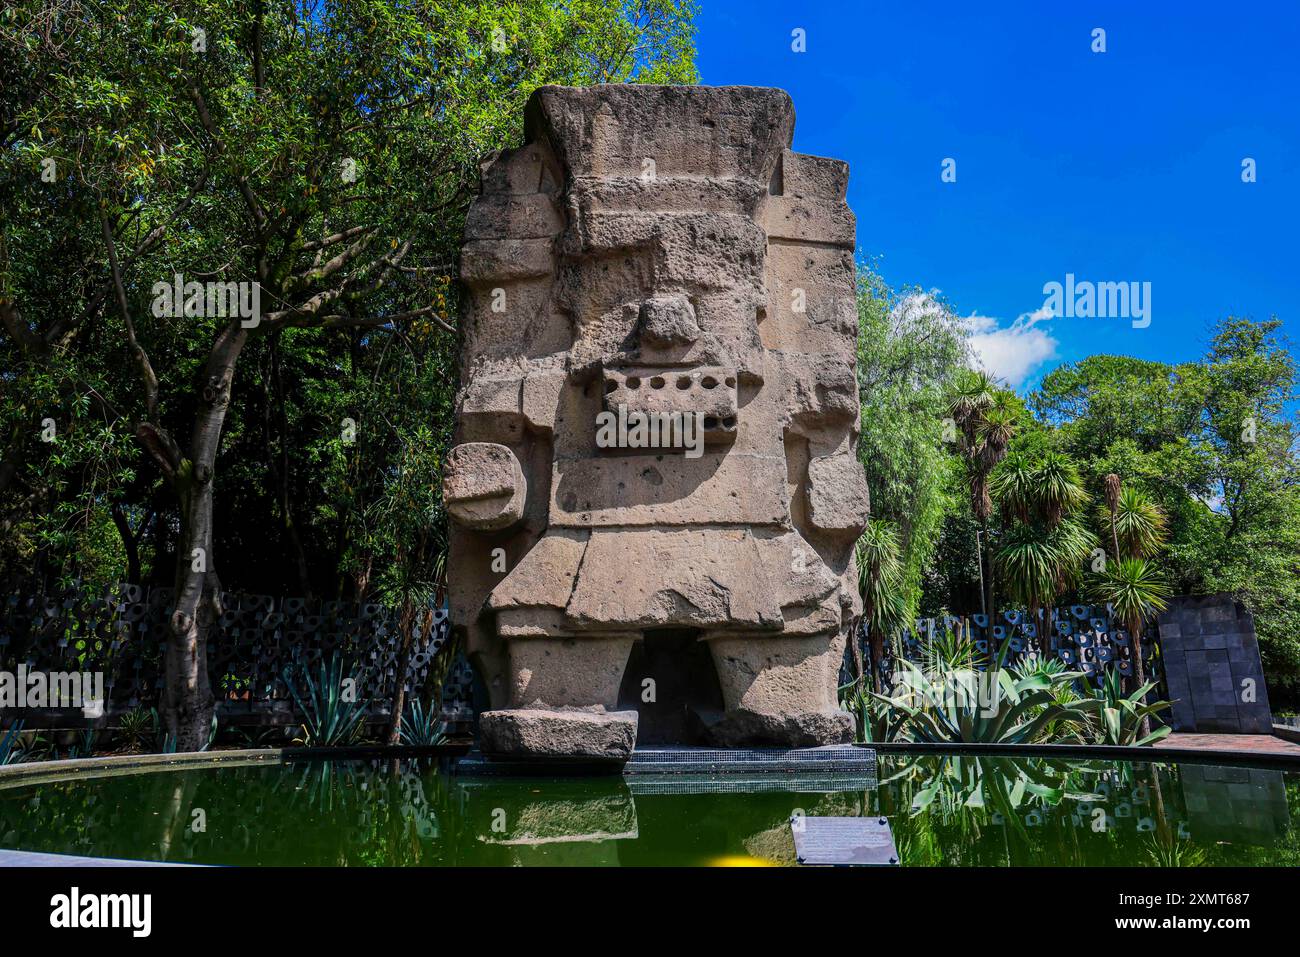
[443,85,869,759]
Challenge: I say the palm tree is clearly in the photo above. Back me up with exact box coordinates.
[1095,477,1171,729]
[996,516,1097,647]
[948,370,1016,614]
[855,520,906,694]
[992,451,1094,651]
[1093,557,1173,735]
[1098,483,1169,560]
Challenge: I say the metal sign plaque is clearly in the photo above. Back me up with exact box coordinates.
[791,816,899,866]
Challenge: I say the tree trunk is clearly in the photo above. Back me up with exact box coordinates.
[161,323,248,750]
[869,628,886,695]
[1129,612,1152,739]
[110,502,142,584]
[848,616,866,694]
[165,513,220,752]
[270,332,312,597]
[386,597,416,745]
[980,517,995,621]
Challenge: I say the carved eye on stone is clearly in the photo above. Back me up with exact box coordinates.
[676,376,692,390]
[650,376,665,389]
[626,376,641,389]
[725,376,736,388]
[701,376,717,390]
[605,380,617,394]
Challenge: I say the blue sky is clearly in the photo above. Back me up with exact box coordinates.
[695,0,1300,390]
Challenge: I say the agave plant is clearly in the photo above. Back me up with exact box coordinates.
[1,722,27,766]
[886,753,1103,822]
[869,659,1089,744]
[398,697,447,746]
[1075,667,1173,746]
[283,655,371,747]
[919,624,985,678]
[114,705,154,754]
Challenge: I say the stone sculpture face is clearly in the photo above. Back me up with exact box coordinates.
[444,85,869,759]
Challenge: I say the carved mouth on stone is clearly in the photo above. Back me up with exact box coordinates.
[602,365,738,447]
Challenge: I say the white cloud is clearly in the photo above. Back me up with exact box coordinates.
[890,293,1059,389]
[962,306,1058,388]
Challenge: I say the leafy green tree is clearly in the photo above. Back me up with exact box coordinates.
[1032,317,1300,704]
[1,0,697,747]
[855,270,967,623]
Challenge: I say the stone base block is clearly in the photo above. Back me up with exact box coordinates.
[703,708,855,748]
[479,708,639,762]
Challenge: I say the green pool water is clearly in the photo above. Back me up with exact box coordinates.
[1,753,1297,866]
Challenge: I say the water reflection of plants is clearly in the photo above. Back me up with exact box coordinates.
[872,754,1257,866]
[0,759,461,866]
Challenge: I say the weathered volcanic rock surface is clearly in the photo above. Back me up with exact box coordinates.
[446,84,867,758]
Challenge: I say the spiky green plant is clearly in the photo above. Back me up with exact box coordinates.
[1098,485,1169,560]
[989,449,1039,524]
[115,705,154,754]
[855,519,907,692]
[947,370,1016,614]
[996,517,1098,619]
[1075,668,1174,746]
[283,656,371,747]
[1092,559,1172,651]
[1030,452,1089,528]
[919,625,985,678]
[398,697,447,746]
[1,722,27,765]
[1097,478,1170,712]
[869,659,1090,744]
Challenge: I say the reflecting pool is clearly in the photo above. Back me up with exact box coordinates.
[1,753,1296,866]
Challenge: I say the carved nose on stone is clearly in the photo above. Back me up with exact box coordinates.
[637,295,700,348]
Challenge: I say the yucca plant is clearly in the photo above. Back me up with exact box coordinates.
[1095,478,1169,710]
[1093,555,1172,734]
[1099,482,1169,561]
[854,519,907,693]
[869,659,1089,744]
[948,370,1017,613]
[992,450,1096,653]
[283,655,371,747]
[996,516,1098,642]
[1075,667,1173,746]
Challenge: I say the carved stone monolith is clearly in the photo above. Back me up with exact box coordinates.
[445,84,868,761]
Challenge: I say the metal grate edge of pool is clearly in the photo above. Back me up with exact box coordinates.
[624,745,876,776]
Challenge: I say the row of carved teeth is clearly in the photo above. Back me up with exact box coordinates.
[606,373,737,392]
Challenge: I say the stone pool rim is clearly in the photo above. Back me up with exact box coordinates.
[2,739,1300,791]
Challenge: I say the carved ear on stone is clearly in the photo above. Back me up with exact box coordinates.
[442,442,527,531]
[805,452,871,539]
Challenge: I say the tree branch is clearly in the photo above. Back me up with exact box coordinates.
[101,208,161,417]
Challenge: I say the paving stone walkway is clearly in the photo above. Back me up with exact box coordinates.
[1155,732,1300,756]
